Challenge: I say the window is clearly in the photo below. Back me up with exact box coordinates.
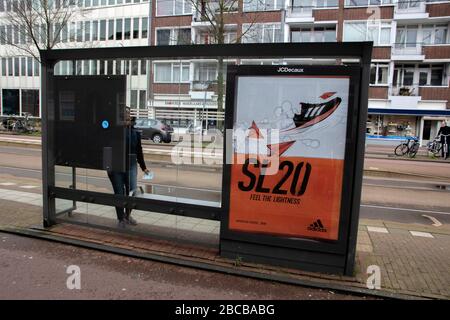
[7,57,13,76]
[14,57,19,76]
[21,89,39,117]
[108,20,114,40]
[76,22,83,42]
[154,62,190,83]
[141,59,147,75]
[34,58,39,76]
[196,64,217,82]
[1,58,6,76]
[157,29,171,45]
[27,57,33,76]
[85,21,91,41]
[422,25,448,45]
[393,64,445,88]
[70,22,76,42]
[243,0,283,11]
[430,69,443,86]
[345,0,392,6]
[396,25,418,48]
[99,20,106,41]
[124,18,131,39]
[197,31,237,44]
[83,60,89,75]
[116,19,123,40]
[156,28,191,45]
[343,21,391,46]
[92,21,98,41]
[130,90,138,109]
[291,27,336,42]
[131,60,139,75]
[13,25,18,44]
[242,24,282,43]
[370,64,389,85]
[21,57,26,76]
[0,26,5,45]
[61,24,68,42]
[107,60,113,75]
[133,18,139,39]
[115,59,122,74]
[99,60,105,75]
[156,0,192,16]
[139,90,146,109]
[141,18,148,38]
[90,60,97,75]
[2,89,20,115]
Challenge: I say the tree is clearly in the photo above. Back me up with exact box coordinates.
[187,0,266,129]
[0,0,82,62]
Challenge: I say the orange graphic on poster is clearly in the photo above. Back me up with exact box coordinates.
[229,155,343,241]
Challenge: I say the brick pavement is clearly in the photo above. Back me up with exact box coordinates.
[0,191,449,299]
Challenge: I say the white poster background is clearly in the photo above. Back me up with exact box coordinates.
[234,76,350,160]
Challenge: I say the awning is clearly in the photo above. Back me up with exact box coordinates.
[368,108,450,116]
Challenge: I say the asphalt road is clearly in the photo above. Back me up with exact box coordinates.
[0,232,365,300]
[1,145,449,226]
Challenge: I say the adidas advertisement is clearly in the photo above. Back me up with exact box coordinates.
[229,74,350,241]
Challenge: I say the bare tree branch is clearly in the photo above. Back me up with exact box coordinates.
[0,0,84,62]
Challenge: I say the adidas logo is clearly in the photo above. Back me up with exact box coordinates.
[307,219,327,232]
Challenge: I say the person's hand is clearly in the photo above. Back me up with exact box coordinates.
[144,169,150,174]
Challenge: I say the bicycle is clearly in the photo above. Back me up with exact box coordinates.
[9,113,36,134]
[426,136,441,156]
[394,136,420,158]
[442,134,450,160]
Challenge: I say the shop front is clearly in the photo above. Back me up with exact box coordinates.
[367,108,450,146]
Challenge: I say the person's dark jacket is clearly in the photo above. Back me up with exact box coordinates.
[126,127,147,171]
[438,125,450,137]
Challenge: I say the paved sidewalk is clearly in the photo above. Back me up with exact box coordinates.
[0,186,449,299]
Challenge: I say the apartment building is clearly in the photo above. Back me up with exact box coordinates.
[1,0,450,145]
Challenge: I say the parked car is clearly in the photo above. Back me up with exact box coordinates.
[134,118,173,143]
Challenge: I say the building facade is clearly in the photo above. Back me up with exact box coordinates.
[1,0,450,144]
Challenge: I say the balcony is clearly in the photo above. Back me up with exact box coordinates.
[286,6,315,23]
[423,44,450,60]
[394,0,429,19]
[391,43,425,61]
[189,81,217,100]
[419,86,450,108]
[389,85,421,108]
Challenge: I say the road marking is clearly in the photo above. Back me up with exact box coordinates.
[368,167,379,170]
[361,204,450,216]
[0,182,16,186]
[19,185,38,189]
[367,226,389,233]
[409,231,434,238]
[421,215,443,227]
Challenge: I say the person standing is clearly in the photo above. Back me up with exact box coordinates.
[438,120,450,160]
[108,107,149,228]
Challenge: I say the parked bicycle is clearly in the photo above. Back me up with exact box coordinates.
[394,136,420,158]
[426,136,441,156]
[442,134,450,160]
[0,114,36,134]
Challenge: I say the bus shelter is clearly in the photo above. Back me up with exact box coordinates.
[40,42,372,275]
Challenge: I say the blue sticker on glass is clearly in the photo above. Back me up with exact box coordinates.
[102,120,109,129]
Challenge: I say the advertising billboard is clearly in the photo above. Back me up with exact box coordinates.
[227,67,352,241]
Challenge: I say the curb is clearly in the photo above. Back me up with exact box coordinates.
[0,225,430,300]
[365,153,450,164]
[363,169,450,182]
